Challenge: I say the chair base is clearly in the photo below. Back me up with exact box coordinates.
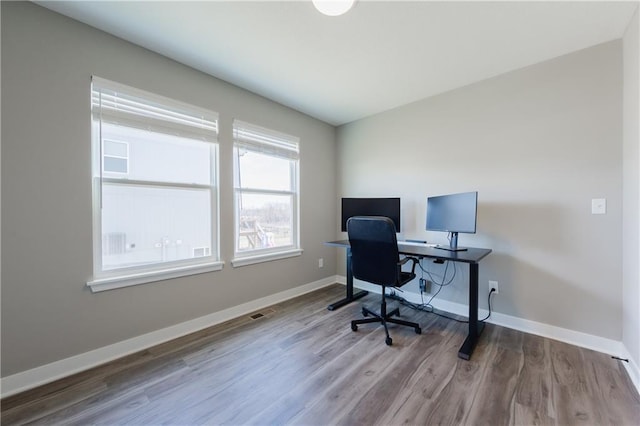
[351,303,422,346]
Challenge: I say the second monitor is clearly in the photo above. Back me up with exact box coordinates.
[341,197,401,232]
[426,191,478,251]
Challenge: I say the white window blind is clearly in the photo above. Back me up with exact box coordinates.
[233,120,299,160]
[91,76,218,142]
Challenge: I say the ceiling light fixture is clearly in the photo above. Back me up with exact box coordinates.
[312,0,356,17]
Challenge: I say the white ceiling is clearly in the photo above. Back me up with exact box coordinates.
[36,0,638,126]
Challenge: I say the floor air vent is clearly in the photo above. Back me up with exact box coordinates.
[249,308,275,320]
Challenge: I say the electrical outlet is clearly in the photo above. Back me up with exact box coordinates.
[419,279,432,293]
[591,198,606,215]
[318,258,324,268]
[489,280,499,294]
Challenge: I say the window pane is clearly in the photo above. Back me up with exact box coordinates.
[102,183,212,270]
[237,192,292,252]
[104,140,128,157]
[103,156,128,173]
[237,149,292,191]
[102,122,212,185]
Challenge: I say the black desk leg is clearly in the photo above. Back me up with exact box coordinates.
[327,247,368,311]
[458,262,485,359]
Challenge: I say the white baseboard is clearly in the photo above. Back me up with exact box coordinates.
[0,276,339,399]
[348,278,640,396]
[621,345,640,394]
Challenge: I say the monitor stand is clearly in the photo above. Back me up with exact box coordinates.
[435,232,468,252]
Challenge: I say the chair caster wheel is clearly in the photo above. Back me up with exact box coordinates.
[351,322,358,331]
[362,308,368,316]
[385,337,393,346]
[415,327,422,334]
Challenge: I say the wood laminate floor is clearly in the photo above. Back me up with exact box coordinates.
[2,284,639,425]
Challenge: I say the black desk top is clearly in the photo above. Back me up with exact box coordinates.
[325,240,492,264]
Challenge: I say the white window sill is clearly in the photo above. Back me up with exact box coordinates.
[231,248,303,268]
[87,261,225,292]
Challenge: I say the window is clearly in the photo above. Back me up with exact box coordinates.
[88,77,221,291]
[193,247,211,257]
[232,120,301,266]
[102,140,129,174]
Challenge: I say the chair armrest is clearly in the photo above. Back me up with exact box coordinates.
[398,256,419,275]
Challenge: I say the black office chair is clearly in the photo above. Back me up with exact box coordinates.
[347,216,422,346]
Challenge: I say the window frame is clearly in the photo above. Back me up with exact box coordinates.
[87,77,222,292]
[231,120,302,267]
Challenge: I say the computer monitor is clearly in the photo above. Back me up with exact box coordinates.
[341,197,401,232]
[426,191,478,251]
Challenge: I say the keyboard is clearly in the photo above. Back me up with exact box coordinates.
[399,241,438,248]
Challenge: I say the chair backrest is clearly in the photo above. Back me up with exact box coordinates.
[347,216,400,286]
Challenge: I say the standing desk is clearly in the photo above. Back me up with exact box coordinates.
[325,240,492,360]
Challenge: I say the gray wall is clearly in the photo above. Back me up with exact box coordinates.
[1,2,337,377]
[622,8,639,371]
[337,41,624,341]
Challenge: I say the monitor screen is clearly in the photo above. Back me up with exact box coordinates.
[341,198,401,232]
[426,191,478,234]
